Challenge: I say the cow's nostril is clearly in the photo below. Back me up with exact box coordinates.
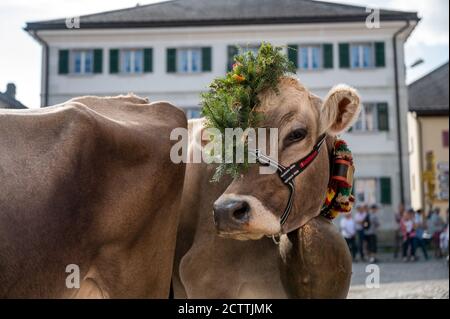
[213,199,250,227]
[232,201,250,221]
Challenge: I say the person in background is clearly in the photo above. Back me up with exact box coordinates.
[428,207,445,258]
[439,208,449,262]
[340,213,357,261]
[365,204,380,263]
[362,204,372,257]
[401,209,417,262]
[414,208,429,260]
[394,203,406,259]
[354,204,367,261]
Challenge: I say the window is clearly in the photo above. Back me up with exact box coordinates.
[71,50,93,74]
[352,102,389,132]
[353,103,377,132]
[289,43,333,70]
[185,107,201,119]
[350,43,374,68]
[168,47,211,73]
[443,130,449,147]
[299,45,322,70]
[177,48,202,73]
[354,177,392,205]
[354,178,377,205]
[239,46,259,56]
[120,49,144,74]
[59,49,102,75]
[227,45,259,71]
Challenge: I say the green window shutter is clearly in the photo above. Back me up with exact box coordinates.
[323,43,333,69]
[109,49,119,74]
[93,49,103,74]
[167,48,177,73]
[58,49,69,74]
[201,47,212,72]
[377,102,389,131]
[339,43,350,68]
[380,177,392,204]
[143,48,153,73]
[287,44,298,69]
[227,45,239,71]
[375,42,385,67]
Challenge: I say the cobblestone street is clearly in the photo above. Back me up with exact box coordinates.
[348,254,449,299]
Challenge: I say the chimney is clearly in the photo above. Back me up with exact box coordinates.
[6,83,16,99]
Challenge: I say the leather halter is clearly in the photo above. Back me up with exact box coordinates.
[249,133,328,230]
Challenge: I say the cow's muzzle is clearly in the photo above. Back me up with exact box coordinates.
[213,198,250,233]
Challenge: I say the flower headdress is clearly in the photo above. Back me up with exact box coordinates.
[201,43,296,181]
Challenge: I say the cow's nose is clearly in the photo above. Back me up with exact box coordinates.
[213,199,250,226]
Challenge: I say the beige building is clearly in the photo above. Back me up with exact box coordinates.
[408,62,449,213]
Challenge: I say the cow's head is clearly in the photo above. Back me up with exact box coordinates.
[213,77,360,240]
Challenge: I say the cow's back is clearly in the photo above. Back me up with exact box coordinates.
[0,95,186,298]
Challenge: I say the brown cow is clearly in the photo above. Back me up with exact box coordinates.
[174,77,360,298]
[0,94,186,298]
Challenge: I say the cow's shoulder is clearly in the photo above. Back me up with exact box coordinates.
[64,94,187,163]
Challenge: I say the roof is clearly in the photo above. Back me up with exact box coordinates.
[0,93,27,109]
[25,0,419,31]
[409,62,449,116]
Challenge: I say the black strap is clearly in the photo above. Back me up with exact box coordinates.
[279,134,327,184]
[251,134,327,227]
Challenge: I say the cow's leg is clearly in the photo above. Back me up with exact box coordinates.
[279,215,352,299]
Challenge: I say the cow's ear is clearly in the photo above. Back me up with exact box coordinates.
[319,84,361,136]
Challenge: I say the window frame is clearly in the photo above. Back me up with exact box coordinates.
[354,177,391,205]
[351,101,389,134]
[298,44,323,70]
[352,102,379,133]
[350,43,375,69]
[443,130,449,148]
[119,48,144,74]
[177,48,202,74]
[238,45,260,56]
[354,178,378,205]
[70,49,94,75]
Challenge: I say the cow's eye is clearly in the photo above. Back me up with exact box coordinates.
[285,128,307,145]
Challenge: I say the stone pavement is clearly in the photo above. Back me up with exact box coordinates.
[347,253,449,299]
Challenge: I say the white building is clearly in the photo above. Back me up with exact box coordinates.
[26,0,419,232]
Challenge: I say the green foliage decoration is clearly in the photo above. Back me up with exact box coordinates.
[201,42,296,181]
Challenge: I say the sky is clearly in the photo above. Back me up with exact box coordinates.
[0,0,448,108]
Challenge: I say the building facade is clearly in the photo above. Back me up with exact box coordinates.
[26,0,419,231]
[408,63,449,214]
